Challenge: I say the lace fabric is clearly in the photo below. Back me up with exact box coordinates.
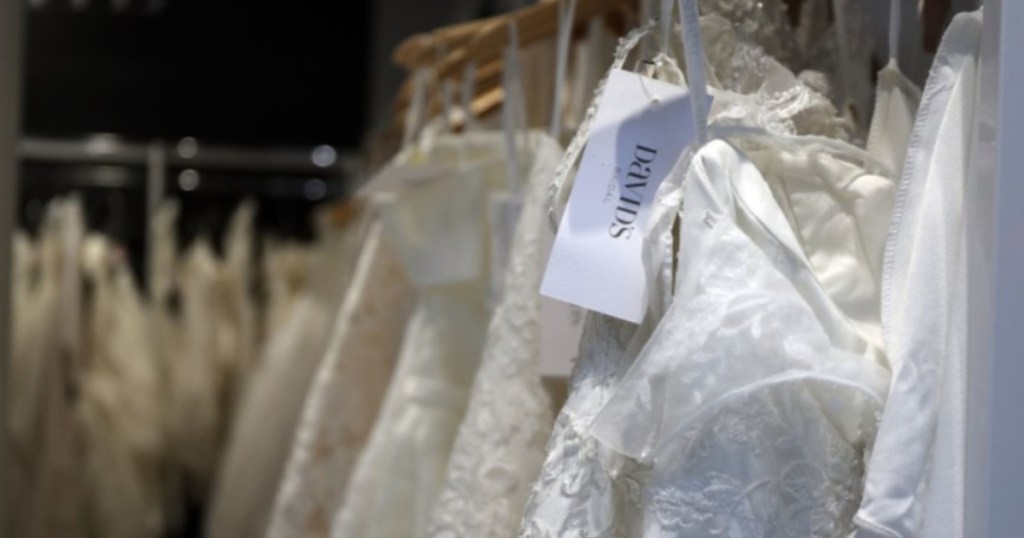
[266,219,415,538]
[548,13,854,231]
[425,133,562,538]
[591,140,892,538]
[525,11,878,536]
[518,312,652,538]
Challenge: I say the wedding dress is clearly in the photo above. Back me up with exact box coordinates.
[78,234,165,538]
[853,11,983,538]
[330,132,515,538]
[266,216,415,538]
[147,199,187,535]
[172,239,225,500]
[218,199,260,408]
[206,209,369,538]
[521,13,864,536]
[590,134,895,537]
[9,198,88,538]
[170,202,260,502]
[425,133,563,538]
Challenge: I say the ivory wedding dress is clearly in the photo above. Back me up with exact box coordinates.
[425,133,563,538]
[9,198,88,538]
[78,235,165,538]
[330,132,517,538]
[590,135,894,537]
[266,216,415,538]
[522,10,890,536]
[206,209,368,538]
[853,11,983,538]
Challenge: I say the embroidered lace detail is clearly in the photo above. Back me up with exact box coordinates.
[700,14,854,141]
[644,381,880,538]
[267,223,414,538]
[426,135,563,538]
[698,0,801,69]
[518,312,650,538]
[587,140,891,538]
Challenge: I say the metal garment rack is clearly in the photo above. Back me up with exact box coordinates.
[18,135,359,296]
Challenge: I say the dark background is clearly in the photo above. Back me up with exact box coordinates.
[23,0,371,146]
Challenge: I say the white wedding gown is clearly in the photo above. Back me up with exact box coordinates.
[266,215,415,538]
[78,235,166,538]
[853,11,983,538]
[330,132,520,538]
[425,133,563,538]
[9,198,89,538]
[590,136,894,537]
[205,209,369,538]
[521,9,892,536]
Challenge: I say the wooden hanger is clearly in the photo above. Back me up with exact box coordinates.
[387,0,636,148]
[392,16,505,69]
[433,0,635,81]
[327,196,365,228]
[392,58,503,113]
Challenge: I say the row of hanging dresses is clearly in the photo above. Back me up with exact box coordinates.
[204,205,372,538]
[257,14,620,535]
[8,197,166,538]
[153,198,265,536]
[522,5,982,538]
[8,193,321,538]
[220,1,981,537]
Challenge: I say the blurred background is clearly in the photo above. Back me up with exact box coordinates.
[4,1,529,536]
[18,0,526,281]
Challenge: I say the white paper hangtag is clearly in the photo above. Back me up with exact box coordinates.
[540,68,696,323]
[539,221,585,378]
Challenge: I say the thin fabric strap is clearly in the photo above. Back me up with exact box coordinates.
[677,0,710,144]
[549,0,578,140]
[502,21,528,191]
[830,0,854,108]
[402,68,429,151]
[889,0,901,62]
[461,61,479,132]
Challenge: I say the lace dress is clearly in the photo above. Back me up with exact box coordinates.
[205,212,368,538]
[425,133,563,538]
[330,133,516,538]
[266,217,415,538]
[590,136,895,537]
[522,12,885,537]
